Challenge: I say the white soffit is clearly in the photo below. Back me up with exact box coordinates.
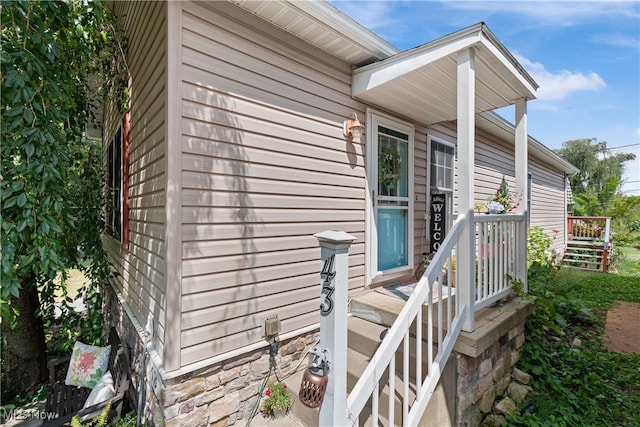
[352,23,538,126]
[229,0,397,66]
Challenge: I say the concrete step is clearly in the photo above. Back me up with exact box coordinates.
[289,291,458,426]
[288,343,375,426]
[350,291,454,337]
[289,345,419,427]
[348,315,387,356]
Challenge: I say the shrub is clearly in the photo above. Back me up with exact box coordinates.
[527,226,553,266]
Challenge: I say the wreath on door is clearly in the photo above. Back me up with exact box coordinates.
[380,145,402,189]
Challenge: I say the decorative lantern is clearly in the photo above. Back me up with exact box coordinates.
[298,347,330,408]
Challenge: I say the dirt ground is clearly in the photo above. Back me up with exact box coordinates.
[602,301,640,354]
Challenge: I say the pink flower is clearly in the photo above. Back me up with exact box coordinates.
[77,352,97,373]
[283,384,287,389]
[265,390,271,396]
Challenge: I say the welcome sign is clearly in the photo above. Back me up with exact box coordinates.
[430,194,446,252]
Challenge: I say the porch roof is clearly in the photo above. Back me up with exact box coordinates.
[352,23,538,126]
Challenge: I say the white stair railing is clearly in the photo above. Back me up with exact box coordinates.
[346,215,468,426]
[474,214,525,310]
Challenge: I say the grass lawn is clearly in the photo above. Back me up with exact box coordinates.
[509,247,640,426]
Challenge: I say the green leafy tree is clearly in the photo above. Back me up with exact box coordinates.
[1,0,125,399]
[556,138,635,215]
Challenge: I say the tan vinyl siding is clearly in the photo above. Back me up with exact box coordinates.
[529,159,566,255]
[179,1,366,365]
[413,127,429,265]
[105,1,168,357]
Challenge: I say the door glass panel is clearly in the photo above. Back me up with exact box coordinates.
[378,126,408,198]
[377,208,408,271]
[376,125,410,272]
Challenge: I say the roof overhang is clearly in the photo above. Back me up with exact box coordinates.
[230,0,397,66]
[352,23,538,126]
[229,1,575,174]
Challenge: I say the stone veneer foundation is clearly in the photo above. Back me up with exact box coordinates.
[454,296,533,426]
[103,283,317,427]
[104,281,532,427]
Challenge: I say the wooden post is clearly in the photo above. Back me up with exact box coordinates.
[314,230,357,427]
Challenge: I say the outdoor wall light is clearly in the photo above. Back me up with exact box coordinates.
[343,112,364,143]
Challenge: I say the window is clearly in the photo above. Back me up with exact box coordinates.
[428,139,455,253]
[430,141,455,192]
[107,114,129,248]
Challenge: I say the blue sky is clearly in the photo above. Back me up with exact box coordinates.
[328,1,640,195]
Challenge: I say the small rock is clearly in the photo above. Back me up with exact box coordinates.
[550,336,562,342]
[512,367,531,384]
[572,337,582,348]
[508,382,532,403]
[480,414,507,426]
[520,403,538,414]
[495,397,517,416]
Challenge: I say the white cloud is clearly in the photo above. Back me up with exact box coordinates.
[516,55,607,101]
[443,1,640,27]
[591,33,640,49]
[329,1,396,32]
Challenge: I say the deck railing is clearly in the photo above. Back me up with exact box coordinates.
[474,214,526,309]
[346,215,467,426]
[566,215,612,272]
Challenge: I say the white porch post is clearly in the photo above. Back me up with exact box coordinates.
[514,98,528,291]
[457,48,476,332]
[314,230,356,427]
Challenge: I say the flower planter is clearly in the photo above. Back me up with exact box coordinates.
[273,408,286,420]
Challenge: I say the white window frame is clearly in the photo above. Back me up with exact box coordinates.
[365,110,415,285]
[427,135,456,251]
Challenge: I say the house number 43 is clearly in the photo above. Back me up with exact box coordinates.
[319,254,336,316]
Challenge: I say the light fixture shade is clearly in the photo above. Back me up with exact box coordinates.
[344,112,364,143]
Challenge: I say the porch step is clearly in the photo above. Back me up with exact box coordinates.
[350,290,454,335]
[289,292,456,426]
[288,317,387,426]
[288,333,420,427]
[563,241,607,272]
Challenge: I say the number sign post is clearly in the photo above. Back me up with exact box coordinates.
[314,230,357,427]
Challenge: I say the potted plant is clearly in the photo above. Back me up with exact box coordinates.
[477,176,520,214]
[261,381,292,419]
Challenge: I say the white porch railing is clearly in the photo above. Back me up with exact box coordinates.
[343,213,526,425]
[346,215,468,426]
[474,213,526,310]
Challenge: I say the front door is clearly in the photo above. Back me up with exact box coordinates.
[367,112,414,283]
